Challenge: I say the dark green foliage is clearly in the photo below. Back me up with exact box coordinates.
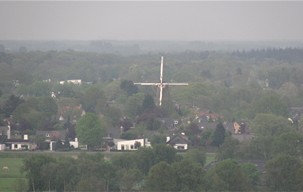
[141,94,155,112]
[153,144,177,164]
[145,161,178,192]
[246,136,274,160]
[80,86,106,113]
[12,97,57,131]
[146,117,161,131]
[206,159,251,191]
[117,168,143,191]
[265,155,303,191]
[212,122,226,147]
[217,137,240,160]
[186,122,203,146]
[119,117,133,132]
[22,155,56,191]
[252,91,288,117]
[251,113,293,137]
[240,163,260,189]
[172,160,206,191]
[200,128,213,146]
[120,80,138,96]
[183,148,207,166]
[112,153,137,170]
[150,134,166,145]
[120,131,137,140]
[272,131,303,157]
[2,94,23,117]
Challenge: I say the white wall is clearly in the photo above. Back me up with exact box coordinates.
[117,139,150,151]
[173,143,188,150]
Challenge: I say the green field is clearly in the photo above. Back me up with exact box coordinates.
[0,157,25,192]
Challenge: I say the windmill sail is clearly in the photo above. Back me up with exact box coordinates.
[135,56,188,106]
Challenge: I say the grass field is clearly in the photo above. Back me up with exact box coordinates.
[0,157,25,192]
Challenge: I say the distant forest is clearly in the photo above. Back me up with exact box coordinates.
[2,43,303,122]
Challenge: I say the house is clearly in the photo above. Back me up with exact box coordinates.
[36,130,66,141]
[0,124,34,151]
[0,134,33,151]
[60,79,82,85]
[196,111,223,123]
[233,122,247,134]
[36,130,66,151]
[5,135,32,150]
[166,134,191,151]
[115,138,151,151]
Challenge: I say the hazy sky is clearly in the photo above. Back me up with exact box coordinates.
[1,1,303,41]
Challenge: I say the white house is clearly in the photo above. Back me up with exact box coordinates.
[5,135,32,150]
[60,79,82,85]
[115,138,151,151]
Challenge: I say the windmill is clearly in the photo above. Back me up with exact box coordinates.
[134,56,188,106]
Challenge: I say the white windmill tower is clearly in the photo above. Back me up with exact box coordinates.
[134,56,188,106]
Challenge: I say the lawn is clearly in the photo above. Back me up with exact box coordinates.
[0,157,26,192]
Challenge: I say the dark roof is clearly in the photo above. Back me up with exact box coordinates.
[167,135,190,145]
[0,135,7,144]
[5,139,31,143]
[36,130,66,141]
[0,126,8,133]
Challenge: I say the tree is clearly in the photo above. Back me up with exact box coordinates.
[22,155,56,191]
[248,136,274,160]
[217,137,240,160]
[120,80,138,96]
[172,160,206,191]
[80,86,106,113]
[12,97,58,131]
[206,159,251,191]
[150,134,166,146]
[153,144,178,164]
[240,163,260,190]
[272,131,303,157]
[117,168,142,192]
[145,161,177,191]
[183,148,207,166]
[251,113,293,137]
[124,93,145,119]
[141,94,155,112]
[265,155,303,191]
[2,94,23,117]
[76,113,105,150]
[134,147,156,175]
[252,91,288,117]
[212,122,226,147]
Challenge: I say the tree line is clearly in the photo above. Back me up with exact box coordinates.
[20,143,303,192]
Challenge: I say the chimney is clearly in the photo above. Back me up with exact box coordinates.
[7,125,11,139]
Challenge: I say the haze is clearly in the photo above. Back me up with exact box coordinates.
[1,1,303,41]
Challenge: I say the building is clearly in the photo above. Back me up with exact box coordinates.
[60,79,82,85]
[166,134,190,151]
[115,138,151,151]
